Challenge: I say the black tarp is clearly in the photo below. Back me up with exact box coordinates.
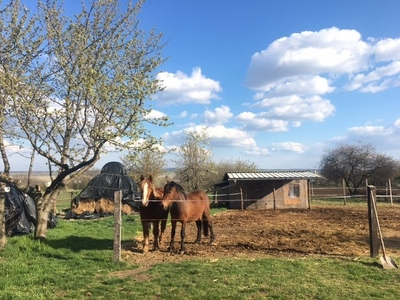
[3,183,57,236]
[68,162,140,218]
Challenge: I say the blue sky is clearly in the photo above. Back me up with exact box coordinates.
[5,0,400,171]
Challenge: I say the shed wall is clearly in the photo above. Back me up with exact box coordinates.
[216,179,309,209]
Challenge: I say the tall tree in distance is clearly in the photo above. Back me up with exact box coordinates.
[208,158,258,186]
[3,0,168,239]
[175,129,213,191]
[319,142,398,194]
[122,144,167,186]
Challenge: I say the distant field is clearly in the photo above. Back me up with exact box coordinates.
[10,171,52,187]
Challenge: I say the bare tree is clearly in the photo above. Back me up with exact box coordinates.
[121,144,167,186]
[208,158,258,186]
[174,129,213,191]
[319,142,398,195]
[3,0,168,239]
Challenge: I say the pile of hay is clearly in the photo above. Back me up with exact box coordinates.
[66,162,140,219]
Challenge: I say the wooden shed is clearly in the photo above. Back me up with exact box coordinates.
[213,171,324,209]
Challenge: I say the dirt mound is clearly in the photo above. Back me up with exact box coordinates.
[121,205,400,269]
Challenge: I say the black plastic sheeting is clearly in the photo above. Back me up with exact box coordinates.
[67,162,140,219]
[4,184,57,236]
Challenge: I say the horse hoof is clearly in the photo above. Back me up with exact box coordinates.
[179,250,185,255]
[195,240,201,244]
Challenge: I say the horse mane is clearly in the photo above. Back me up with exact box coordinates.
[153,187,164,200]
[165,181,186,198]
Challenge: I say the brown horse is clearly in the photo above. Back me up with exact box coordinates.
[139,175,169,253]
[161,181,215,254]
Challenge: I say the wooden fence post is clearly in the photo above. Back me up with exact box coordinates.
[367,185,379,257]
[273,188,276,211]
[388,179,393,206]
[0,183,7,250]
[240,188,243,211]
[113,190,122,262]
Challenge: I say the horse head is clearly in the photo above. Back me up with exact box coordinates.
[161,181,185,209]
[140,175,154,207]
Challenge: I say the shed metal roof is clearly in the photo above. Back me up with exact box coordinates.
[225,171,324,181]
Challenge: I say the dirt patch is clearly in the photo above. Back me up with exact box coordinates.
[115,205,400,277]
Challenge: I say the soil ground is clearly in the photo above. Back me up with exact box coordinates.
[120,205,400,272]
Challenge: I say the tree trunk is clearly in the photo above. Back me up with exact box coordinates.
[34,187,61,239]
[27,149,36,187]
[0,133,10,178]
[0,182,7,249]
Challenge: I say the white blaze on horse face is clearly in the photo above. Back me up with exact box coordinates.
[142,182,150,206]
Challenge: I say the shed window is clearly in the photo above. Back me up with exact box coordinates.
[288,183,300,198]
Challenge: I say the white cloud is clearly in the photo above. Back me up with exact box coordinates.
[162,124,257,150]
[203,105,233,125]
[5,139,32,157]
[373,38,400,61]
[246,27,370,91]
[144,109,167,119]
[207,125,257,148]
[237,111,289,131]
[244,146,270,156]
[155,67,222,105]
[331,119,400,152]
[244,28,400,130]
[346,61,400,92]
[259,75,334,97]
[348,125,389,136]
[271,142,305,153]
[179,111,188,118]
[252,95,335,123]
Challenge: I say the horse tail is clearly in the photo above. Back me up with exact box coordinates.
[203,220,209,236]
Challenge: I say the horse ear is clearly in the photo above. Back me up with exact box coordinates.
[149,175,153,182]
[140,174,144,181]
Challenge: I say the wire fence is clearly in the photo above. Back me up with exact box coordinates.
[134,186,400,204]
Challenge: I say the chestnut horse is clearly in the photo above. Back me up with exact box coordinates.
[161,181,215,254]
[139,175,169,253]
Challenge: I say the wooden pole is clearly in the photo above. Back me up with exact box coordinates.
[342,178,347,206]
[389,179,393,207]
[113,190,122,262]
[307,181,311,211]
[0,183,7,250]
[272,188,276,211]
[240,188,243,211]
[367,185,379,257]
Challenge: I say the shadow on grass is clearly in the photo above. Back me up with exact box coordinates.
[44,235,114,252]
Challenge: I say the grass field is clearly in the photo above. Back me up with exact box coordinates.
[1,194,400,299]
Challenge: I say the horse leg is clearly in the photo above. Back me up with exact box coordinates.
[202,220,209,236]
[179,221,186,255]
[195,220,202,243]
[142,221,150,253]
[168,220,177,252]
[152,221,160,251]
[159,219,167,245]
[208,220,216,243]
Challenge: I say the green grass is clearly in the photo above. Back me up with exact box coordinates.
[1,194,400,299]
[57,190,80,211]
[0,215,140,300]
[1,221,400,300]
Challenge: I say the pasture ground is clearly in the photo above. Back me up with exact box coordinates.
[120,203,400,275]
